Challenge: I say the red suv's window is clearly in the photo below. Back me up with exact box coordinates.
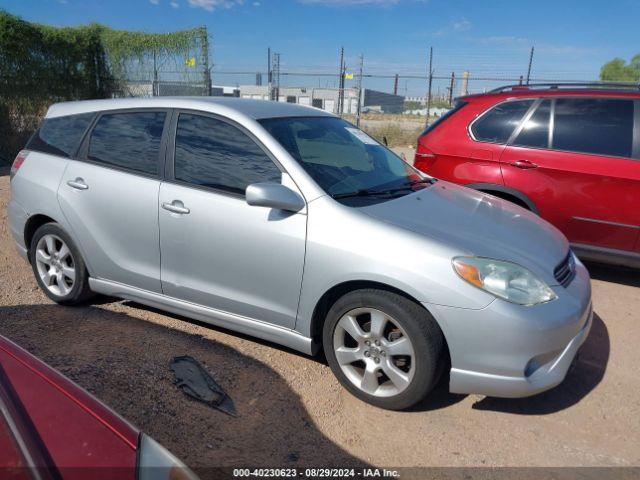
[470,100,534,144]
[512,100,552,149]
[552,98,635,158]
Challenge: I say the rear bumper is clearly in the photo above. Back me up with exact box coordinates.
[426,258,593,398]
[8,199,28,261]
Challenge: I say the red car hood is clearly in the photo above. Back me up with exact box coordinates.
[0,336,138,479]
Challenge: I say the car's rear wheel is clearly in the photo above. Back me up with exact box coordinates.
[29,223,94,305]
[323,289,444,410]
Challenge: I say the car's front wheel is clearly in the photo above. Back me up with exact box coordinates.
[323,289,444,410]
[29,223,94,305]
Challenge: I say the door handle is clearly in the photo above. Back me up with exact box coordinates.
[162,201,190,215]
[67,178,88,190]
[509,160,538,170]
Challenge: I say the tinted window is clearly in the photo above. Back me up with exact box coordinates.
[553,98,634,157]
[174,114,281,194]
[471,100,534,143]
[260,116,425,202]
[88,112,166,175]
[420,100,468,137]
[512,100,551,149]
[27,113,94,157]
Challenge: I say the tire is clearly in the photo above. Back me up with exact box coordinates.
[29,223,94,305]
[323,288,444,410]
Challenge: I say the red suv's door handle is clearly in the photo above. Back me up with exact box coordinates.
[509,160,538,169]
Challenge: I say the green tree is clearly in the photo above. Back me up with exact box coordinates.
[600,54,640,82]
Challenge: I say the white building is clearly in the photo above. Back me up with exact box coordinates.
[235,85,404,114]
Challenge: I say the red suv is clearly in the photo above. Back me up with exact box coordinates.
[414,83,640,268]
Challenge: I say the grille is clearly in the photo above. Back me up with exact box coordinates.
[554,251,576,287]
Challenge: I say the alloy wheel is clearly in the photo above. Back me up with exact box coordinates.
[332,307,415,397]
[34,234,76,297]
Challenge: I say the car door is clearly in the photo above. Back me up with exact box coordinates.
[58,109,169,293]
[500,96,640,252]
[158,111,307,329]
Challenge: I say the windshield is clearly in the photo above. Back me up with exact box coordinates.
[259,116,433,203]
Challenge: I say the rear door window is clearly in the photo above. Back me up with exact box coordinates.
[173,113,282,195]
[512,100,551,149]
[552,98,634,157]
[471,100,534,143]
[27,113,94,158]
[87,111,166,175]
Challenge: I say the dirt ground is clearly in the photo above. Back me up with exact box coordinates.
[0,168,639,475]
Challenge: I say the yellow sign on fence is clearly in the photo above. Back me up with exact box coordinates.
[344,73,354,79]
[185,57,196,67]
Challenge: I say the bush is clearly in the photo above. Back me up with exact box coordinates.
[0,10,205,163]
[361,123,423,148]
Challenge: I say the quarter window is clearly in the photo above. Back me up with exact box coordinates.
[471,100,534,143]
[88,111,166,175]
[27,113,94,158]
[174,114,282,195]
[512,100,551,149]
[552,98,634,157]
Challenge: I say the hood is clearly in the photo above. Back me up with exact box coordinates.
[359,181,569,285]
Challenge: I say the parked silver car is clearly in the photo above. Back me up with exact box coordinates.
[8,98,593,410]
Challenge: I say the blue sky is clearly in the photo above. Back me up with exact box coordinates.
[2,0,639,95]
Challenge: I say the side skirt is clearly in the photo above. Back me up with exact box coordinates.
[88,278,314,355]
[572,243,640,269]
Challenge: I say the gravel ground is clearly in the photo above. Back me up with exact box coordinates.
[1,167,639,474]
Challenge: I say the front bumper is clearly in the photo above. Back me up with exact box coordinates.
[426,258,593,398]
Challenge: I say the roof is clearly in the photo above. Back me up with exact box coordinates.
[46,96,334,120]
[459,86,640,102]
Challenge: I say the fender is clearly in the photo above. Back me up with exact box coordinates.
[465,182,539,215]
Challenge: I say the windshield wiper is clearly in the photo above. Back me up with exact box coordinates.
[409,177,437,186]
[331,188,399,199]
[372,178,438,195]
[331,178,437,200]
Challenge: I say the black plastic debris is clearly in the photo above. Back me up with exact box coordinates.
[170,356,236,417]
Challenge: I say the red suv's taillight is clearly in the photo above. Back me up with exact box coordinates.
[414,143,437,172]
[10,150,28,181]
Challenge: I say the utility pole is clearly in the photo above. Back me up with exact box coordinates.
[447,71,455,107]
[267,47,272,100]
[338,47,345,116]
[272,53,280,101]
[152,48,158,97]
[425,46,433,126]
[393,74,399,96]
[201,26,211,96]
[526,46,534,85]
[356,54,364,128]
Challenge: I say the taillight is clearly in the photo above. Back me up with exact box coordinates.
[137,434,199,480]
[414,144,437,172]
[10,150,28,181]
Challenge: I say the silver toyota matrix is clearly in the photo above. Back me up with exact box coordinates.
[8,98,593,410]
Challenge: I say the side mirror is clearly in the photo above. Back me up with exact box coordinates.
[246,183,305,213]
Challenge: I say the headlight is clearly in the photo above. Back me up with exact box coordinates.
[137,434,199,480]
[452,256,557,306]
